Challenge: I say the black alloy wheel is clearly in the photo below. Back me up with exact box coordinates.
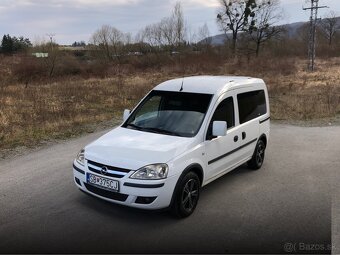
[248,139,266,170]
[171,171,200,218]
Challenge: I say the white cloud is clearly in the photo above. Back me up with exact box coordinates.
[0,0,142,9]
[184,0,219,8]
[1,0,339,44]
[74,0,142,6]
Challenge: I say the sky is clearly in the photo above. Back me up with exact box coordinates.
[0,0,339,45]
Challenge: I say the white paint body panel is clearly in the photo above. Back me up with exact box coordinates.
[85,127,196,172]
[73,76,270,210]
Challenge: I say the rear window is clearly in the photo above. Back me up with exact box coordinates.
[237,90,267,124]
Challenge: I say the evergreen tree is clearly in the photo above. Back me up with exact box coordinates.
[1,34,14,54]
[0,34,32,54]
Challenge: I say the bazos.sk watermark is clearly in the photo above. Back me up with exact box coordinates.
[284,242,334,253]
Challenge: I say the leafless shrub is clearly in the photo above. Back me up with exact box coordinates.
[55,54,84,76]
[12,56,46,85]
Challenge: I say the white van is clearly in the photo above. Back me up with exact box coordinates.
[73,76,270,217]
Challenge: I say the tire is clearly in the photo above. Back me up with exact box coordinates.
[248,139,266,170]
[171,171,200,218]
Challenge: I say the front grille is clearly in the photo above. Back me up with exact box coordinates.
[84,183,128,202]
[87,160,131,179]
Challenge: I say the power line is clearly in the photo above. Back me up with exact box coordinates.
[303,0,328,71]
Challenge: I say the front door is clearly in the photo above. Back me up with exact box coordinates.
[204,94,244,181]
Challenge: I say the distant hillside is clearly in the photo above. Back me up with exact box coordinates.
[284,21,306,37]
[204,17,340,46]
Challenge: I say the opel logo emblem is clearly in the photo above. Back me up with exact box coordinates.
[101,166,108,175]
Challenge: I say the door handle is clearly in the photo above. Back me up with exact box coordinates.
[242,132,246,140]
[234,136,238,142]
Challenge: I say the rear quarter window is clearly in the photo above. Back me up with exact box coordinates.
[237,90,267,124]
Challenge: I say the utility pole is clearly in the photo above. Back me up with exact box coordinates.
[45,34,57,77]
[303,0,328,71]
[46,33,55,50]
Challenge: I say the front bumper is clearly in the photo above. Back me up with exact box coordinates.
[73,161,178,210]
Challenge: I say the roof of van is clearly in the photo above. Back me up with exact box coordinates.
[154,75,265,94]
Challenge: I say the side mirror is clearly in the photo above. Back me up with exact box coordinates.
[123,109,130,122]
[212,121,227,137]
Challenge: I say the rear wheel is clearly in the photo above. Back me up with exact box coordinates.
[248,139,266,170]
[171,171,200,218]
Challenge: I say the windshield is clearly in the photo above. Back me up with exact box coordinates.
[123,90,213,137]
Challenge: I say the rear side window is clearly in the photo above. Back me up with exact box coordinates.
[237,90,267,124]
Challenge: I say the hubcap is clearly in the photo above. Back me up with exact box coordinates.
[181,179,199,212]
[256,143,265,166]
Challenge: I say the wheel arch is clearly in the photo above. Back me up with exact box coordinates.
[259,133,267,148]
[168,163,204,209]
[182,163,204,186]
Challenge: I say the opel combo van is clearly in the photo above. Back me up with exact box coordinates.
[73,76,270,217]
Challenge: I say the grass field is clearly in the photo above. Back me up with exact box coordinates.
[0,56,339,151]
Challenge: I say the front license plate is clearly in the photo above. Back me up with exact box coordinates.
[86,173,119,192]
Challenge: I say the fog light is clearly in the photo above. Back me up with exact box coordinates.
[75,177,82,186]
[135,196,157,204]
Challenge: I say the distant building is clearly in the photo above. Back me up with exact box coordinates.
[32,52,48,58]
[127,52,143,56]
[59,46,86,51]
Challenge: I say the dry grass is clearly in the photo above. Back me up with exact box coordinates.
[266,58,340,119]
[0,55,339,150]
[0,74,162,149]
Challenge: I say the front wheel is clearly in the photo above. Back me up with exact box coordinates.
[171,172,200,218]
[248,139,266,170]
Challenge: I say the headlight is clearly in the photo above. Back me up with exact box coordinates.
[130,164,169,180]
[76,148,85,166]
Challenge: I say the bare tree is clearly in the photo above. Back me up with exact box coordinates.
[27,39,59,78]
[159,17,176,47]
[47,42,59,77]
[216,0,257,53]
[319,11,339,46]
[248,0,284,56]
[91,25,128,61]
[138,22,164,52]
[91,25,111,60]
[197,23,212,50]
[34,38,59,77]
[186,25,197,45]
[173,2,185,48]
[109,26,125,60]
[158,2,185,50]
[136,1,186,53]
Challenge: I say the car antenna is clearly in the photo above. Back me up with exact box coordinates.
[179,78,184,92]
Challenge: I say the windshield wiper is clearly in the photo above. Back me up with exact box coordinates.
[126,124,183,137]
[126,123,143,130]
[142,127,183,137]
